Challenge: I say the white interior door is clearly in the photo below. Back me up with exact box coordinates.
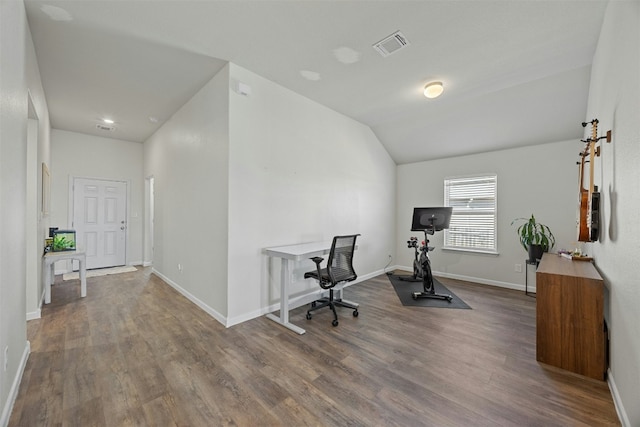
[73,178,127,269]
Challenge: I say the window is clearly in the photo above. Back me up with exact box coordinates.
[444,174,497,253]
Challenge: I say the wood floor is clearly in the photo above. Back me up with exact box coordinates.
[9,268,620,426]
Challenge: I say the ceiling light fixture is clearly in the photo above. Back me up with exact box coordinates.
[424,81,444,99]
[103,118,115,124]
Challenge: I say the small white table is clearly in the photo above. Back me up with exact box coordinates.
[43,249,87,304]
[264,241,357,334]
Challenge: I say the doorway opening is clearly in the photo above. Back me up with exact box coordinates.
[26,92,41,319]
[144,176,155,267]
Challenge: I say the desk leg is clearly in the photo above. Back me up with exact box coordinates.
[525,261,537,297]
[266,258,306,335]
[44,260,52,304]
[79,256,87,298]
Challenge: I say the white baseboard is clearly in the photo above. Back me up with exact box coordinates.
[435,270,525,291]
[151,267,388,329]
[226,291,316,327]
[0,341,30,427]
[26,288,45,321]
[146,266,528,330]
[607,368,631,427]
[128,260,143,266]
[394,265,526,292]
[224,270,383,327]
[26,309,41,321]
[356,268,386,283]
[142,261,152,267]
[151,269,227,326]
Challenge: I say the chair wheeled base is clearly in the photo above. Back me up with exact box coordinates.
[306,289,359,327]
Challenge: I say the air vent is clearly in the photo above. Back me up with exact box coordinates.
[373,31,410,57]
[96,123,115,132]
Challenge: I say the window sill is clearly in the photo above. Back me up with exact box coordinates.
[442,247,499,256]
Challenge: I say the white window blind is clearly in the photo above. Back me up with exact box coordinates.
[444,174,497,253]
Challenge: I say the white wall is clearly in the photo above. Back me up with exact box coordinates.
[0,0,50,423]
[144,62,396,326]
[24,17,52,320]
[585,2,639,425]
[227,64,396,324]
[397,140,579,290]
[50,129,144,267]
[144,65,231,319]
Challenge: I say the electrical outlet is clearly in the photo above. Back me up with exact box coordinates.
[177,263,183,272]
[515,264,522,273]
[4,346,8,372]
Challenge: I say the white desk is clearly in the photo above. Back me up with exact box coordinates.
[263,241,334,334]
[264,241,359,334]
[43,249,87,304]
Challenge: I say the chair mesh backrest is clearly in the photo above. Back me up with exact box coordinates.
[327,234,359,284]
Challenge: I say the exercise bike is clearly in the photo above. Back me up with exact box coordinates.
[403,207,454,302]
[398,236,426,282]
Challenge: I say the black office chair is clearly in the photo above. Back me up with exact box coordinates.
[304,234,360,327]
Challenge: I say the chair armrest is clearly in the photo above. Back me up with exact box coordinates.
[309,257,324,284]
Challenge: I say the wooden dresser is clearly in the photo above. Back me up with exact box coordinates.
[536,253,607,380]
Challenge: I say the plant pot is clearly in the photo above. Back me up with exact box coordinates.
[528,244,544,264]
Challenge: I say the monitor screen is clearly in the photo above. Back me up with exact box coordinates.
[410,207,453,232]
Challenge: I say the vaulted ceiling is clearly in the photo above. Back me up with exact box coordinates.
[24,0,608,164]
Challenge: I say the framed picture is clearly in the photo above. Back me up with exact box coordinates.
[42,162,50,216]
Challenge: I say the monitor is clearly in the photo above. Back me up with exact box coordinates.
[410,207,453,232]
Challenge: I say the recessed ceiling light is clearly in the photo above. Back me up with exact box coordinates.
[103,118,115,124]
[333,47,361,64]
[424,81,444,99]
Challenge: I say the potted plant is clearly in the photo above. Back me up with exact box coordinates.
[511,214,555,263]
